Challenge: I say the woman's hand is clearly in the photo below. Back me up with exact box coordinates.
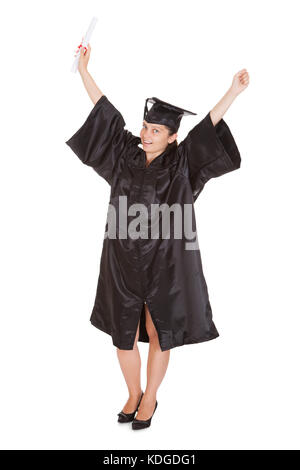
[230,69,250,97]
[78,42,91,74]
[209,69,250,126]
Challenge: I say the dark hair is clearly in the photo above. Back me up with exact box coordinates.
[166,126,178,146]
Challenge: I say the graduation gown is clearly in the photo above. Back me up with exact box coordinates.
[65,95,241,351]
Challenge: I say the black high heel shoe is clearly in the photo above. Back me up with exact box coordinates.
[117,391,144,423]
[132,400,158,430]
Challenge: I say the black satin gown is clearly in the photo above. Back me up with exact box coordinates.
[65,95,241,351]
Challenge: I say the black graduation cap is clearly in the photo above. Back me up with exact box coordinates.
[143,97,197,133]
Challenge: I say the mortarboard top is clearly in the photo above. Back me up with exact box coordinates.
[143,97,197,133]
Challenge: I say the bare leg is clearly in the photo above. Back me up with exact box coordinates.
[135,304,170,420]
[116,320,143,413]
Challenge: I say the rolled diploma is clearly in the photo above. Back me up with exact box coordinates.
[71,16,98,73]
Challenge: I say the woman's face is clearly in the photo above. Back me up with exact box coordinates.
[140,120,177,153]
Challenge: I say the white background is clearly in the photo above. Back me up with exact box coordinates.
[1,0,299,451]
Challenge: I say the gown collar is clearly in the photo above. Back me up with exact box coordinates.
[133,139,178,169]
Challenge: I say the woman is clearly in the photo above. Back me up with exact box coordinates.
[65,44,249,430]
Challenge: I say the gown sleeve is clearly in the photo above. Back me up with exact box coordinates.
[65,95,139,185]
[179,111,241,201]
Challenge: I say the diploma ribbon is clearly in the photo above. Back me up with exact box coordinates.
[74,38,87,57]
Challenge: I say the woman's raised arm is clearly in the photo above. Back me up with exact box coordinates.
[78,44,104,105]
[209,69,250,126]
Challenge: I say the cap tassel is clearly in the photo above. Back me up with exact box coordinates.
[143,98,150,120]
